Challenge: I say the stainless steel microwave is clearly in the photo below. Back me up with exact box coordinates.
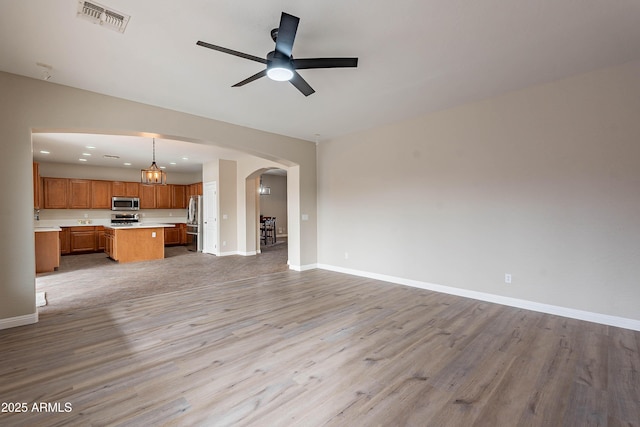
[111,197,140,211]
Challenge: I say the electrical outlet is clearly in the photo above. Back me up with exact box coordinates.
[505,274,512,284]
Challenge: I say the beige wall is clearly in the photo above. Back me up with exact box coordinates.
[318,61,640,322]
[0,71,316,326]
[219,159,238,254]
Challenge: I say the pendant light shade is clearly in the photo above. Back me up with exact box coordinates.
[141,138,166,185]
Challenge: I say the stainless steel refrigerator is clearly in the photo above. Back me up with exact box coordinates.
[186,195,203,252]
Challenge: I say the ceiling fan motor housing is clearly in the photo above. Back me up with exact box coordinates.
[266,50,294,81]
[267,50,291,66]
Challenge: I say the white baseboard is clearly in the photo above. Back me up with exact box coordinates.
[289,263,318,272]
[317,264,640,332]
[238,251,258,256]
[0,312,38,330]
[218,250,240,257]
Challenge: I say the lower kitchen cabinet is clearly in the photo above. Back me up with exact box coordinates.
[164,224,181,246]
[60,226,107,254]
[70,227,97,253]
[60,227,71,255]
[104,228,114,259]
[179,223,187,244]
[96,226,105,251]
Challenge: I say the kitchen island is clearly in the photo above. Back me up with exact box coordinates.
[104,223,174,263]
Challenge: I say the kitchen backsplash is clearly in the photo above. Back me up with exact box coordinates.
[36,209,187,227]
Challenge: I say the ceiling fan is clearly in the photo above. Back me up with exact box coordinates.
[196,12,358,96]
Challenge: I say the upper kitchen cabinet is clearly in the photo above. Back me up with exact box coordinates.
[188,182,203,197]
[172,185,187,209]
[68,179,91,209]
[91,180,111,209]
[140,184,156,209]
[112,181,139,198]
[43,177,68,209]
[33,162,42,209]
[155,184,172,209]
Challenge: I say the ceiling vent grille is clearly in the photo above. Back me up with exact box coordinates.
[77,1,130,33]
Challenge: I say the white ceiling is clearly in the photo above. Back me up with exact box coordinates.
[31,133,251,174]
[3,0,640,150]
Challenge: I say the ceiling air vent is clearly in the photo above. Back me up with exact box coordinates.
[77,1,130,34]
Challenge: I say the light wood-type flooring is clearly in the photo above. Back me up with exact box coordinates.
[1,248,639,426]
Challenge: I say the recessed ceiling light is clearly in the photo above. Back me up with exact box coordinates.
[79,158,88,162]
[85,146,96,149]
[169,162,176,165]
[39,150,50,154]
[82,152,92,156]
[123,162,132,166]
[181,157,188,161]
[160,166,166,169]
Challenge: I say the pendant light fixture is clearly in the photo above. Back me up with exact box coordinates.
[141,138,166,185]
[259,176,271,195]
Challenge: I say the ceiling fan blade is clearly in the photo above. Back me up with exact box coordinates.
[293,57,359,69]
[232,70,267,87]
[290,71,315,96]
[274,12,299,57]
[196,40,267,64]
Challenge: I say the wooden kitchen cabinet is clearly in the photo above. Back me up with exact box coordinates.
[70,226,97,253]
[188,182,203,197]
[68,179,92,209]
[41,175,191,210]
[59,227,71,255]
[91,180,111,209]
[43,177,68,209]
[104,228,114,259]
[140,184,156,209]
[112,181,139,198]
[164,224,181,246]
[33,162,42,209]
[35,230,60,273]
[106,227,165,263]
[155,185,172,209]
[172,185,187,209]
[95,226,105,251]
[179,223,187,244]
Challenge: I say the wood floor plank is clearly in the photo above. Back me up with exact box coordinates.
[606,327,640,425]
[1,250,638,426]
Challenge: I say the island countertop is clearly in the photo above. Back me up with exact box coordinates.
[34,226,62,232]
[104,223,176,230]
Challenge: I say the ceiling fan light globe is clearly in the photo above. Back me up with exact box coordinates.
[267,67,293,81]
